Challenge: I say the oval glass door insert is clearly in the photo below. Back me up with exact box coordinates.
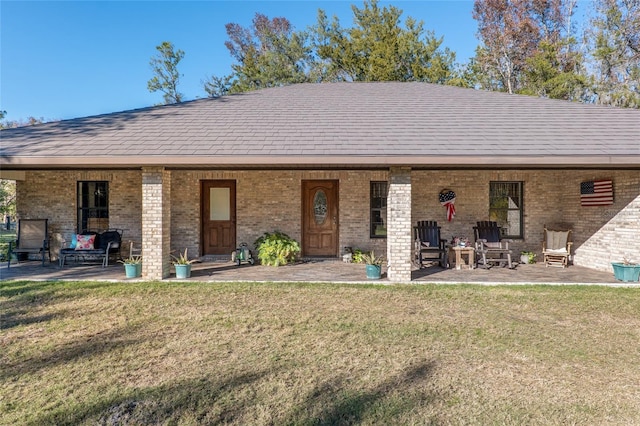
[313,190,328,224]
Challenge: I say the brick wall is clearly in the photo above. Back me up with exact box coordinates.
[15,168,640,276]
[411,169,640,271]
[568,172,640,271]
[171,170,388,257]
[16,170,141,260]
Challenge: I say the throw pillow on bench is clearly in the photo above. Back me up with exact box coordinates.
[75,234,96,250]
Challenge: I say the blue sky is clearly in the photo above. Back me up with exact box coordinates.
[2,1,482,122]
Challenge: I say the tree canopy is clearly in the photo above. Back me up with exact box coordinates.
[206,0,457,94]
[192,0,639,108]
[311,1,455,83]
[586,0,640,107]
[216,14,313,93]
[147,41,185,105]
[469,0,637,107]
[471,0,587,100]
[0,114,46,129]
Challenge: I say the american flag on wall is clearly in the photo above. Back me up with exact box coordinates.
[580,180,614,206]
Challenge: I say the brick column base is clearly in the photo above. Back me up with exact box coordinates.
[142,167,171,279]
[387,167,412,282]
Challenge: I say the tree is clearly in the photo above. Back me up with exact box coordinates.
[586,0,640,108]
[221,14,312,93]
[208,2,458,94]
[311,0,455,83]
[471,0,582,97]
[0,114,46,129]
[202,74,235,98]
[521,39,587,100]
[472,0,539,93]
[523,0,588,101]
[147,41,185,104]
[0,180,16,227]
[447,56,486,88]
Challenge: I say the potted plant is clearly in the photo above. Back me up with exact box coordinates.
[361,251,384,279]
[171,248,196,279]
[351,248,365,264]
[611,257,640,282]
[119,254,142,278]
[253,231,300,266]
[520,251,536,264]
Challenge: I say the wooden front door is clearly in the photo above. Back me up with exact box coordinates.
[302,180,339,256]
[201,180,236,255]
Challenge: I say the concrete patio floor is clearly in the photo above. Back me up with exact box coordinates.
[1,257,637,287]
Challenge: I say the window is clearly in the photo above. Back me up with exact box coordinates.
[77,181,109,232]
[370,181,387,238]
[489,181,523,239]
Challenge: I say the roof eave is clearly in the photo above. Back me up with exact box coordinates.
[1,155,639,170]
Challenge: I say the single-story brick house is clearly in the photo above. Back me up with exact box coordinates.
[1,82,639,281]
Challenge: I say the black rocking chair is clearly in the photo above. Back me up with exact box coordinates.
[414,220,447,268]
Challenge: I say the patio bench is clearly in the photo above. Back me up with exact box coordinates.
[59,229,123,268]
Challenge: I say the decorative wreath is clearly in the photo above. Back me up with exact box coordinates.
[439,189,456,222]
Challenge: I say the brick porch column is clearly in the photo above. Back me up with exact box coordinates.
[387,166,412,282]
[142,167,171,279]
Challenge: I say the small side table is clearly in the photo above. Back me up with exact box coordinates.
[450,246,475,270]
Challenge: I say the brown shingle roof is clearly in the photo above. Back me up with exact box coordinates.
[2,82,639,168]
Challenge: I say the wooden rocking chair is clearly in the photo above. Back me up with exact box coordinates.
[473,221,513,269]
[542,225,572,268]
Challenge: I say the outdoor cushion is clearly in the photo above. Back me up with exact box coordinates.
[546,248,568,254]
[60,229,123,268]
[546,230,569,251]
[75,234,96,250]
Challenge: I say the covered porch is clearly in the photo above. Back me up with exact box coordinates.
[3,166,639,282]
[2,83,638,283]
[1,257,632,286]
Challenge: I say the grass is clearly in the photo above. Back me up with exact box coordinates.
[1,281,639,425]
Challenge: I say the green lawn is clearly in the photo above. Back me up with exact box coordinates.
[1,281,639,425]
